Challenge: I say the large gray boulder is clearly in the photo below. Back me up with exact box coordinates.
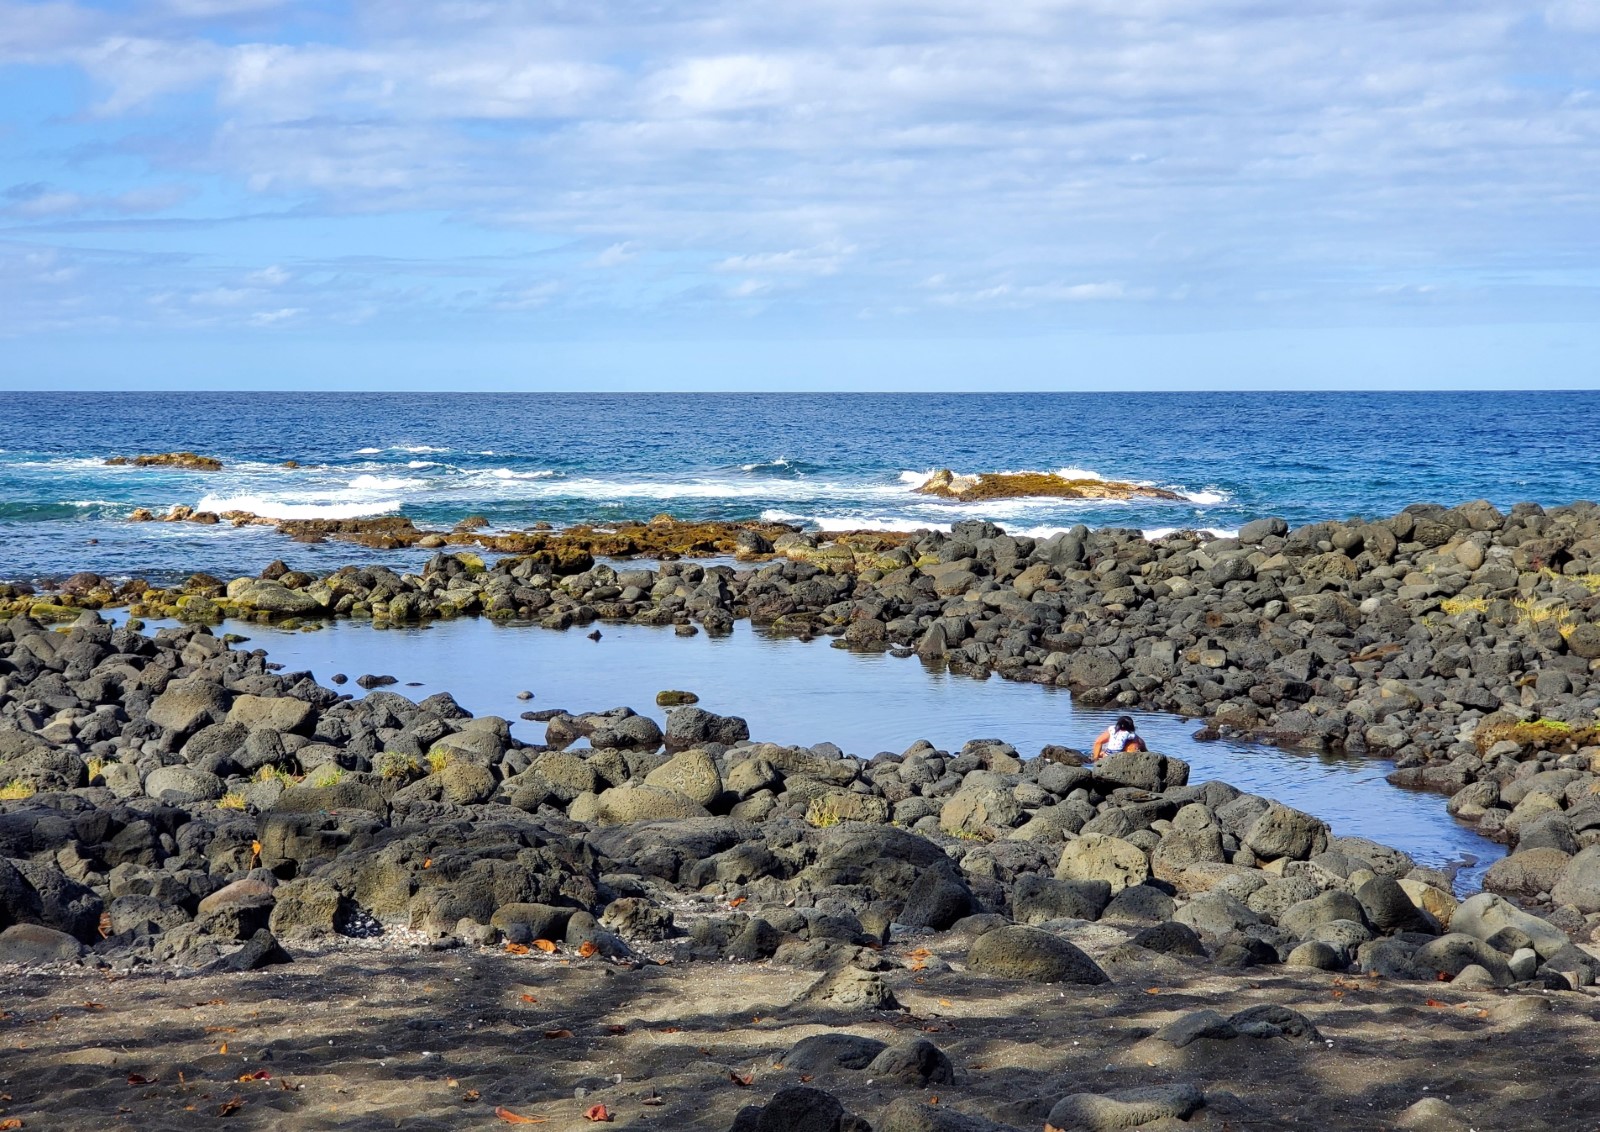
[664,706,749,748]
[644,749,724,807]
[966,924,1109,984]
[1551,844,1600,913]
[1047,1083,1205,1132]
[1451,892,1570,960]
[1055,833,1150,891]
[227,693,314,734]
[1093,751,1190,793]
[1243,802,1329,861]
[0,923,84,965]
[147,678,231,735]
[144,765,225,804]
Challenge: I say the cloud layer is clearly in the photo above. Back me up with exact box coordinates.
[0,0,1596,381]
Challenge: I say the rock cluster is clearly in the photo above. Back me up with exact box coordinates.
[2,612,1594,998]
[913,468,1184,502]
[104,452,223,471]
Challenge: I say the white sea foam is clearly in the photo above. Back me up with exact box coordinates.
[347,474,426,491]
[1179,489,1229,505]
[1141,526,1241,540]
[489,468,557,480]
[354,447,382,454]
[195,493,401,520]
[741,457,794,472]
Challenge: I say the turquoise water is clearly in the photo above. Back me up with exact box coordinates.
[1,390,1594,583]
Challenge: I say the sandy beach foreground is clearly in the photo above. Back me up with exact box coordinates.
[6,931,1596,1131]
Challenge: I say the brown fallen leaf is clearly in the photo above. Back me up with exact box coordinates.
[1144,987,1161,995]
[728,897,747,908]
[494,1106,549,1124]
[98,911,112,939]
[729,1071,754,1087]
[605,1024,627,1035]
[0,1119,23,1130]
[798,1074,814,1083]
[660,1026,680,1034]
[204,1026,237,1034]
[126,1073,155,1085]
[578,940,598,958]
[583,1104,613,1122]
[1425,999,1448,1007]
[219,1042,228,1055]
[279,1080,302,1092]
[238,1070,271,1082]
[533,939,559,953]
[543,1029,573,1040]
[505,943,531,956]
[937,999,952,1008]
[520,994,540,1004]
[81,1002,105,1011]
[463,1089,481,1102]
[423,858,433,869]
[216,1097,244,1117]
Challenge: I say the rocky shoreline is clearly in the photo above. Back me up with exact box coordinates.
[7,498,1600,1127]
[1,612,1597,1128]
[8,499,1600,882]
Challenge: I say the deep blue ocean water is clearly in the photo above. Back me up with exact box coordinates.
[0,390,1593,583]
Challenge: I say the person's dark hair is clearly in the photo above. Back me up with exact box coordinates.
[1115,715,1136,732]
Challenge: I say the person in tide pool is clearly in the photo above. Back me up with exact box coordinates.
[1091,715,1147,761]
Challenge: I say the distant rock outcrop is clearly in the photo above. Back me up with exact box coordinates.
[912,467,1183,502]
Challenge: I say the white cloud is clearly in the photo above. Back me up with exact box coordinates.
[2,0,1596,335]
[245,264,290,286]
[248,305,302,325]
[588,242,639,268]
[713,245,854,275]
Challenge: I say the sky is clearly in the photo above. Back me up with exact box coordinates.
[0,0,1597,390]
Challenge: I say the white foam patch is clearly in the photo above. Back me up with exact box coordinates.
[741,457,794,472]
[1141,526,1241,540]
[348,474,426,491]
[489,468,557,480]
[195,493,402,520]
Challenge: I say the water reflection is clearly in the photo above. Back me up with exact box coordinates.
[209,616,1501,888]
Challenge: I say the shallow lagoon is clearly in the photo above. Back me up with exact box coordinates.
[196,616,1504,888]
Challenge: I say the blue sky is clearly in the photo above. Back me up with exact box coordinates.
[1,0,1597,390]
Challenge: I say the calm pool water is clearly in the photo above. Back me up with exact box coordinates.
[175,616,1501,889]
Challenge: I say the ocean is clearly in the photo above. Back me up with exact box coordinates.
[0,389,1593,583]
